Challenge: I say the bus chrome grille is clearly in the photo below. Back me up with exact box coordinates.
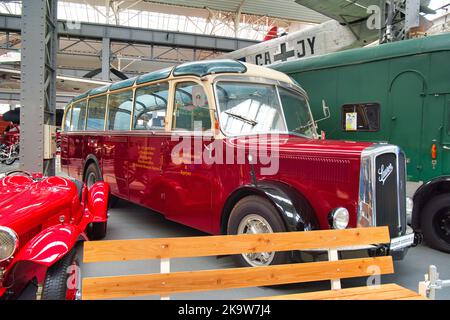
[375,152,403,237]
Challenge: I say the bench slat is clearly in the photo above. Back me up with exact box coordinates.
[251,283,424,300]
[83,227,390,263]
[82,256,393,300]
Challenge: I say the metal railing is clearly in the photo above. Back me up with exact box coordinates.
[419,265,450,299]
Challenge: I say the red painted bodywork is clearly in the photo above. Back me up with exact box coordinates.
[0,175,109,299]
[1,124,19,146]
[61,130,371,234]
[0,116,13,144]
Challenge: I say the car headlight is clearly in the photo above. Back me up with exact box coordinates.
[329,207,349,230]
[0,227,19,262]
[358,150,375,227]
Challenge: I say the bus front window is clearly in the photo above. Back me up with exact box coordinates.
[215,81,316,138]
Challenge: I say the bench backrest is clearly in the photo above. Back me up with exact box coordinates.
[82,227,392,300]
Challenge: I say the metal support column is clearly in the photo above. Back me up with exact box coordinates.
[102,37,111,81]
[20,0,58,175]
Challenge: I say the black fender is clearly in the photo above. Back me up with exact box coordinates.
[412,176,450,230]
[222,181,319,233]
[83,154,102,180]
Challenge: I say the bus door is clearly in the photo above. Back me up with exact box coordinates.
[162,81,214,233]
[103,90,134,200]
[128,82,170,214]
[388,71,426,181]
[103,134,129,199]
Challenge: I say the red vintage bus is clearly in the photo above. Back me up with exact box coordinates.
[61,60,415,266]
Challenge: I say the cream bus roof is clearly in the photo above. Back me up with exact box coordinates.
[69,59,295,104]
[241,62,293,83]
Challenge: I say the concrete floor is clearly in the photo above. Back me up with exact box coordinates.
[77,199,450,300]
[0,161,19,174]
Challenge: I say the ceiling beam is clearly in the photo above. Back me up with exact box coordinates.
[0,14,259,52]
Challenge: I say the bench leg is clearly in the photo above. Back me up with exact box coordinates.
[160,258,171,300]
[328,249,341,290]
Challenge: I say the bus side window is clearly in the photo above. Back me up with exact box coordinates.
[133,82,169,130]
[71,101,87,131]
[86,95,107,131]
[64,105,73,132]
[173,82,211,132]
[108,90,133,131]
[341,103,380,132]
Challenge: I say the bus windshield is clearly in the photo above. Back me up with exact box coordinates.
[215,81,317,138]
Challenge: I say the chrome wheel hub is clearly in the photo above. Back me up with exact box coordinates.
[237,214,274,266]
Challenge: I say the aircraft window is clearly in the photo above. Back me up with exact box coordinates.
[86,95,107,131]
[133,82,169,130]
[173,82,211,132]
[107,90,133,131]
[342,103,380,132]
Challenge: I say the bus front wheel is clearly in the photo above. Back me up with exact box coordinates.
[227,195,289,267]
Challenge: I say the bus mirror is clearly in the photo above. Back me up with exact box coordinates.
[322,100,330,118]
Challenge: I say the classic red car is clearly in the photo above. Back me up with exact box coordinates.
[0,171,109,300]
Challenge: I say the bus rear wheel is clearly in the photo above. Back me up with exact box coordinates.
[421,194,450,253]
[84,163,101,190]
[84,163,119,208]
[227,195,289,267]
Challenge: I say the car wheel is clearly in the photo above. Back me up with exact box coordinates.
[421,194,450,253]
[227,195,289,267]
[41,245,80,300]
[84,163,101,189]
[86,222,107,240]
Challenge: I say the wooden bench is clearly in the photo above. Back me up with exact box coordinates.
[82,227,425,300]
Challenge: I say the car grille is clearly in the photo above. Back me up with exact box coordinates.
[375,153,404,237]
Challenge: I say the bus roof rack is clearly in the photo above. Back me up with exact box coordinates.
[173,59,247,77]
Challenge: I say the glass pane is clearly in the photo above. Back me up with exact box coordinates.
[133,82,169,130]
[108,90,133,131]
[86,95,107,131]
[63,105,72,132]
[71,100,87,131]
[279,87,315,138]
[342,103,380,131]
[173,82,211,131]
[216,82,286,135]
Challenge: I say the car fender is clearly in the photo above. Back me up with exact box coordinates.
[13,224,85,268]
[87,181,110,223]
[224,181,319,233]
[256,181,319,231]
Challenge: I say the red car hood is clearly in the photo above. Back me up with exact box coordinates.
[0,176,77,233]
[227,134,373,159]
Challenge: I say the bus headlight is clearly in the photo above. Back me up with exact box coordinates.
[329,207,349,230]
[0,227,19,262]
[406,197,413,224]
